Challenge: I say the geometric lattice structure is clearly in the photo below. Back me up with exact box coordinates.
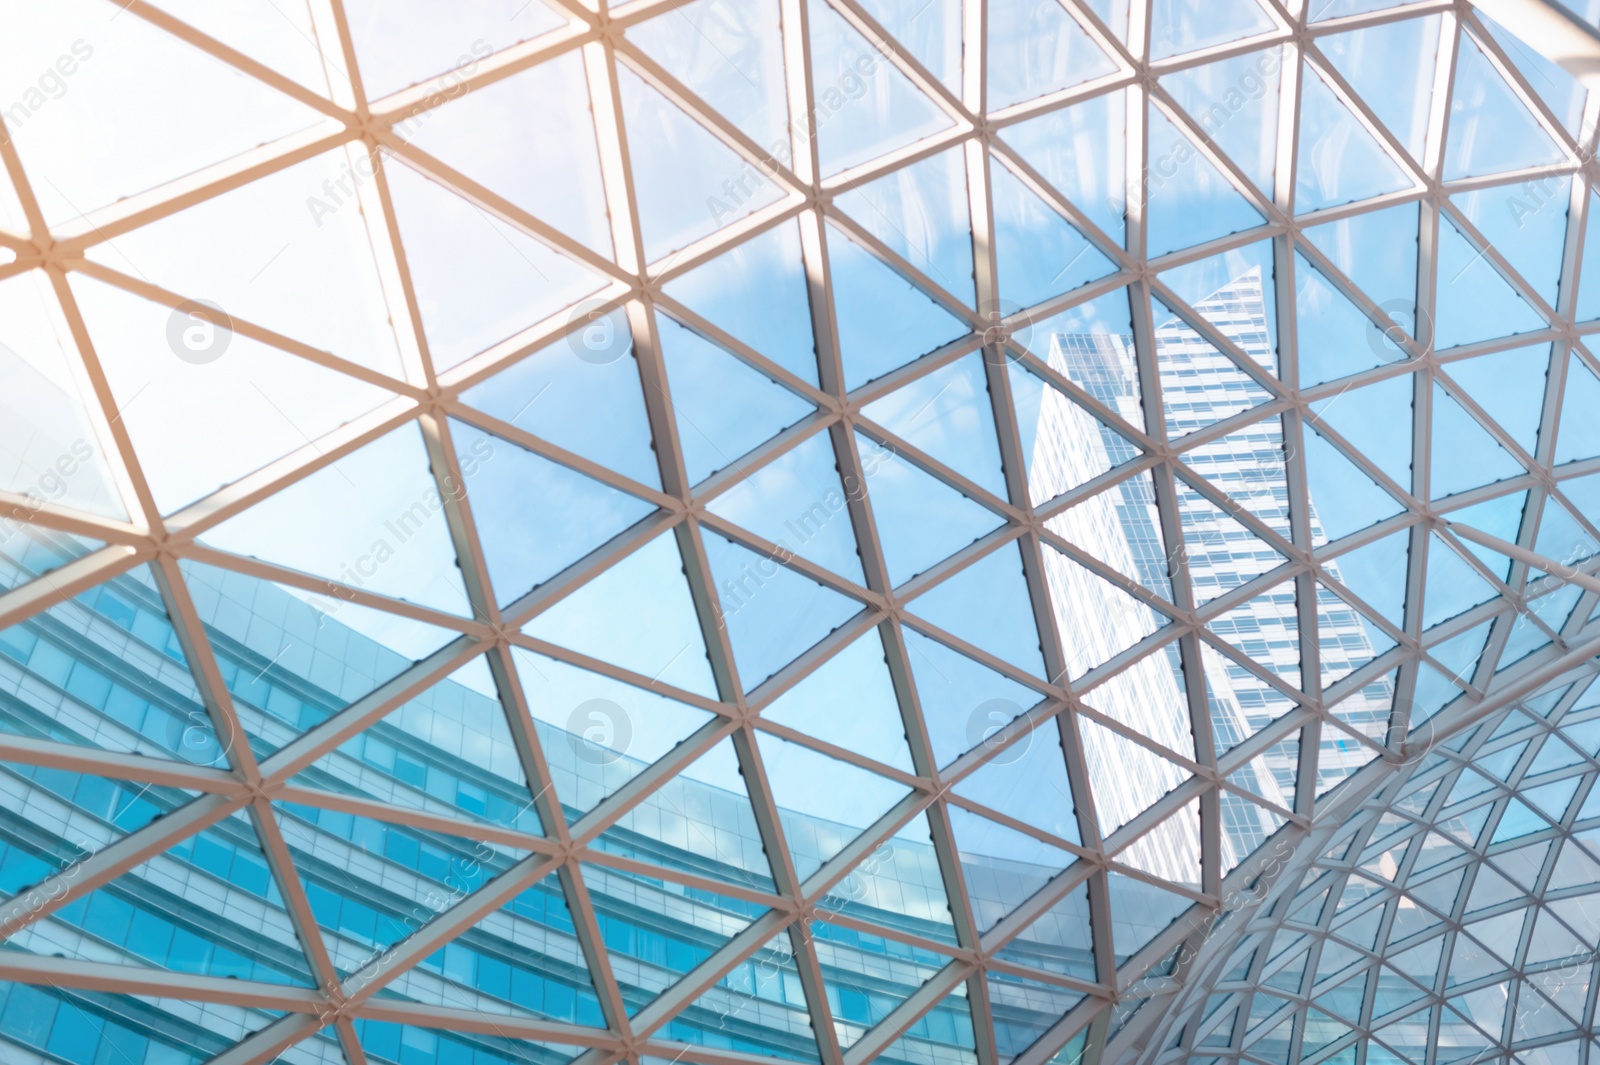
[1150,674,1600,1065]
[4,0,1600,1063]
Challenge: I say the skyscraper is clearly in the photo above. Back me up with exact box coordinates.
[1030,268,1395,879]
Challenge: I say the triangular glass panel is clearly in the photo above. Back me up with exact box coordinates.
[1554,353,1600,465]
[618,65,784,260]
[1428,620,1493,689]
[385,162,605,372]
[761,628,914,774]
[988,968,1087,1064]
[1434,208,1545,351]
[339,0,565,99]
[668,928,820,1059]
[1316,582,1396,689]
[1422,534,1499,632]
[393,51,611,257]
[1000,90,1127,248]
[1010,345,1141,509]
[1161,241,1279,360]
[1295,252,1398,387]
[1044,469,1171,601]
[511,646,714,824]
[1153,297,1274,440]
[177,558,457,753]
[54,809,314,986]
[1479,13,1588,135]
[626,0,790,155]
[1301,423,1406,545]
[145,0,340,99]
[1098,745,1201,884]
[877,984,979,1065]
[0,274,125,520]
[1323,530,1410,632]
[756,730,910,879]
[988,0,1115,110]
[1180,421,1292,539]
[1145,105,1264,258]
[1226,739,1298,815]
[1,2,325,226]
[590,735,776,891]
[1444,30,1566,181]
[824,810,958,942]
[656,311,815,486]
[290,656,544,834]
[1317,15,1440,163]
[356,1019,579,1065]
[1328,672,1397,747]
[402,866,607,1025]
[808,0,953,175]
[1452,182,1568,310]
[277,797,531,966]
[833,146,975,307]
[899,625,1045,768]
[906,542,1048,679]
[1149,0,1274,61]
[1161,48,1282,195]
[1442,344,1550,458]
[1532,492,1600,570]
[70,273,393,514]
[953,714,1080,845]
[1205,579,1302,690]
[706,432,864,583]
[581,861,766,1017]
[1294,64,1412,212]
[995,877,1095,981]
[0,563,232,764]
[947,803,1075,931]
[1108,871,1194,962]
[862,352,1008,498]
[521,530,716,698]
[830,224,969,390]
[1302,203,1420,327]
[452,420,655,607]
[858,430,1002,587]
[1040,543,1167,681]
[662,220,820,386]
[855,0,961,91]
[1204,639,1300,752]
[1025,286,1144,418]
[1429,382,1524,500]
[1307,370,1414,493]
[459,308,661,489]
[990,157,1117,310]
[703,530,862,691]
[85,147,406,380]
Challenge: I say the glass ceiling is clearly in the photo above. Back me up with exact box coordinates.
[1,0,1600,1063]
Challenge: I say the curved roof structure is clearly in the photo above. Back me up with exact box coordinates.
[3,0,1600,1063]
